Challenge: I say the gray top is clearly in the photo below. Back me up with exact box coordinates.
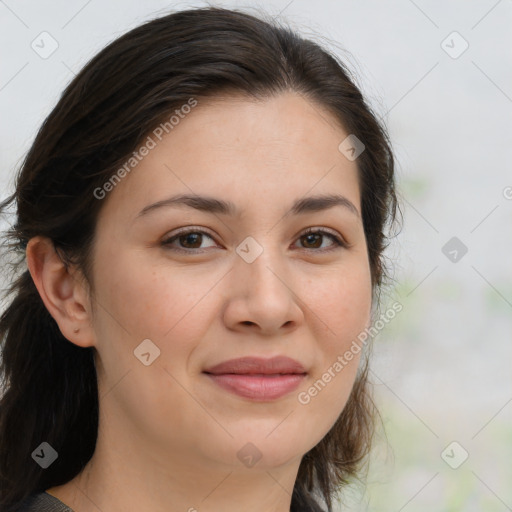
[18,490,323,511]
[17,492,73,512]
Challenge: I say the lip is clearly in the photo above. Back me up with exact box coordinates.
[203,356,307,401]
[204,355,306,375]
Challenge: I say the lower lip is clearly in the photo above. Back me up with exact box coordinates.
[205,373,306,401]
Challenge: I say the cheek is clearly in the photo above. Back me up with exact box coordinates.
[93,248,216,341]
[301,265,371,413]
[88,249,226,404]
[90,252,220,439]
[311,265,372,350]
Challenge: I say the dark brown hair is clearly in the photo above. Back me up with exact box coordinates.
[0,6,398,512]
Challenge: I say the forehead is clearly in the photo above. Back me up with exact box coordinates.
[98,92,361,221]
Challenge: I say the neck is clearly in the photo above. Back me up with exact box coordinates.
[47,406,302,512]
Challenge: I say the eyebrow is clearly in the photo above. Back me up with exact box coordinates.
[136,193,360,219]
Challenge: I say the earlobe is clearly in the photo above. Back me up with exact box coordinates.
[26,236,95,348]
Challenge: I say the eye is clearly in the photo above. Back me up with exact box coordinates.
[161,227,348,253]
[294,227,348,252]
[161,228,218,252]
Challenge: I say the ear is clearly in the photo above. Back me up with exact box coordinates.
[26,236,95,348]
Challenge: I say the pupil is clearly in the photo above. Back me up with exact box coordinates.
[305,234,321,248]
[182,233,201,248]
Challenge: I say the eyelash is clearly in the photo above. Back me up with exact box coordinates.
[161,227,348,254]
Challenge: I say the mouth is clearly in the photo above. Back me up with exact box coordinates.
[203,356,307,401]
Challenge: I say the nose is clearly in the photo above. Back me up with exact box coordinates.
[222,245,304,336]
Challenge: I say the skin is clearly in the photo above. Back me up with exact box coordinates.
[27,92,372,512]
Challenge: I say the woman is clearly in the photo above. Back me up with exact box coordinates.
[0,6,399,512]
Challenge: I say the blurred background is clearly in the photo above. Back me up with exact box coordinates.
[1,1,511,510]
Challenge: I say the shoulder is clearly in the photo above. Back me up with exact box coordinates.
[16,492,74,512]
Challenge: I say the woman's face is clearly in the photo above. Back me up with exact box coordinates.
[87,92,372,471]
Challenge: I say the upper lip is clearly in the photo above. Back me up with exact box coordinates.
[203,356,307,375]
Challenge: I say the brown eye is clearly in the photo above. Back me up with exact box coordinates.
[162,229,217,252]
[177,232,203,249]
[301,233,324,249]
[161,227,347,254]
[296,229,346,252]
